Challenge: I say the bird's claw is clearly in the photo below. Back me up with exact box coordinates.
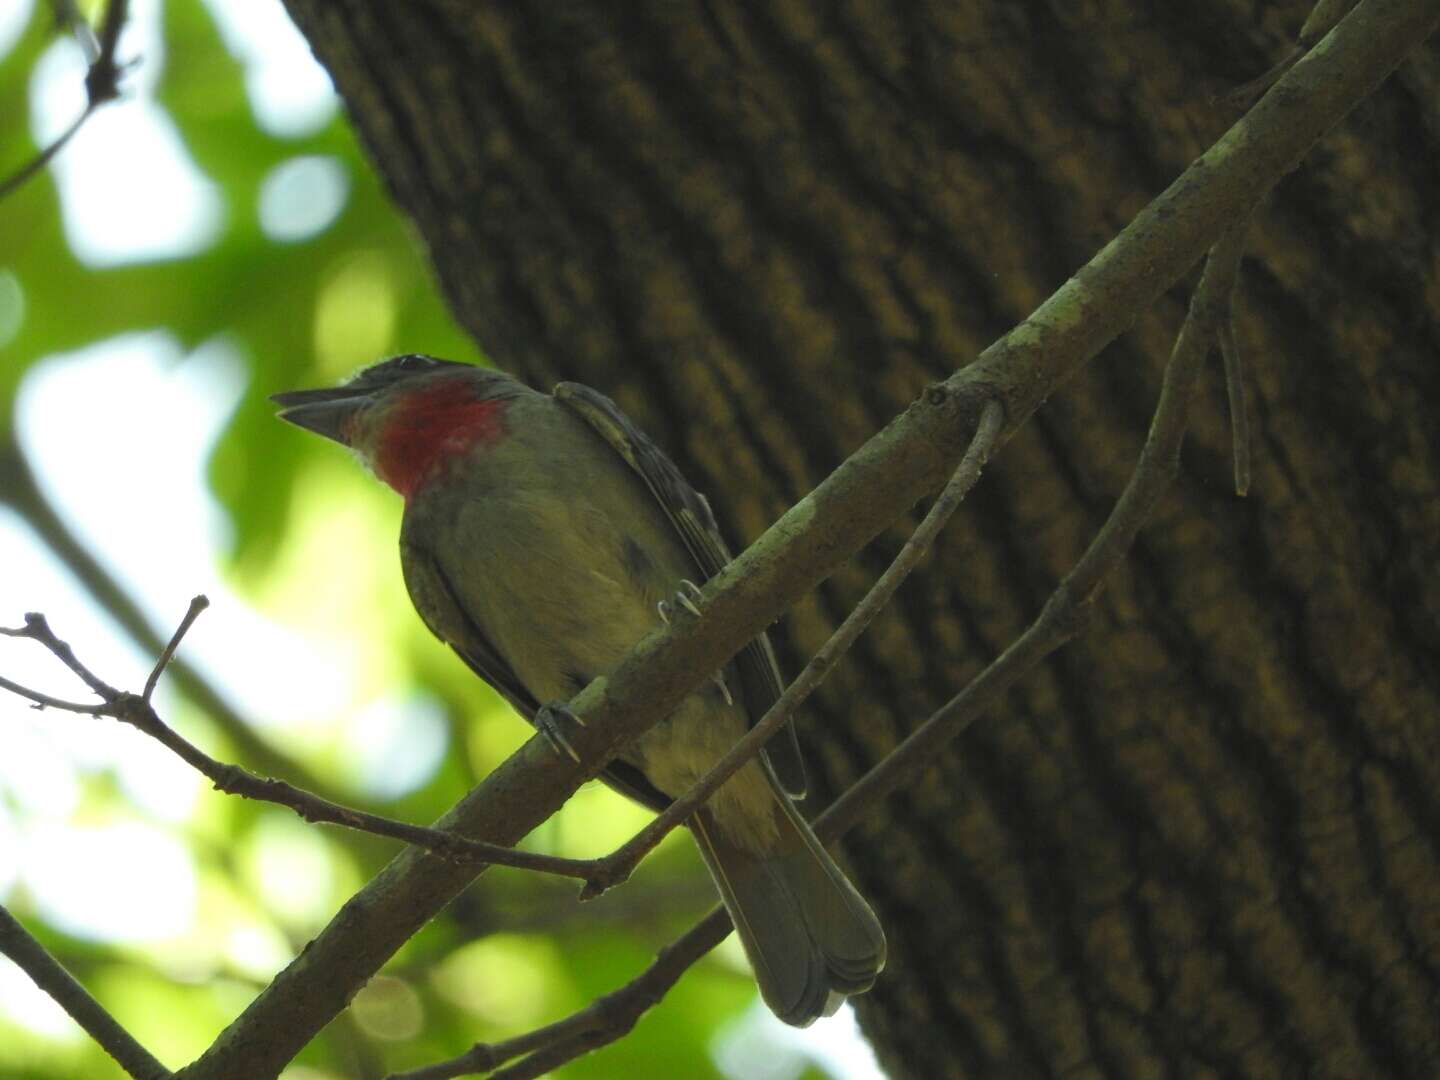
[677,579,703,618]
[654,582,732,705]
[658,580,705,625]
[536,702,584,764]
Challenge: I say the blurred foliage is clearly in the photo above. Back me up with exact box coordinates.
[0,2,830,1078]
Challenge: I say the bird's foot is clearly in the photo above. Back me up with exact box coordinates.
[656,579,704,624]
[655,581,733,706]
[535,701,585,763]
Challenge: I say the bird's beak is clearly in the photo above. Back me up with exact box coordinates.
[270,386,372,446]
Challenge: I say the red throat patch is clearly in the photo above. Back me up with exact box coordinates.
[373,381,509,499]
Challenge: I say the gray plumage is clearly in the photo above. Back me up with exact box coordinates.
[273,357,885,1025]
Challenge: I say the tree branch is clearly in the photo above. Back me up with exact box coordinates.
[0,606,599,881]
[386,909,732,1080]
[0,903,170,1080]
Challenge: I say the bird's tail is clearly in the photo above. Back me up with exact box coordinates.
[692,799,885,1027]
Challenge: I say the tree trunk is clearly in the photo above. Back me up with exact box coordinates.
[282,2,1440,1076]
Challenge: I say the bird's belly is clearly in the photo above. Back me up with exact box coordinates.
[455,487,663,703]
[447,482,780,848]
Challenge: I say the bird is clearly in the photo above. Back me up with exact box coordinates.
[272,354,884,1025]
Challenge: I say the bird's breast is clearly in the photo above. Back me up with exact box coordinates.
[414,420,686,706]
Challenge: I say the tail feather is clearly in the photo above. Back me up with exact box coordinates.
[692,802,885,1027]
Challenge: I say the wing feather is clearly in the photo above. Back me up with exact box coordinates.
[553,382,807,798]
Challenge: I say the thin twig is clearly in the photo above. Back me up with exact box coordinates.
[0,110,94,201]
[1219,316,1251,496]
[49,0,101,61]
[0,904,170,1080]
[823,223,1250,839]
[1219,47,1304,110]
[2,612,118,698]
[110,696,595,877]
[0,672,94,711]
[386,909,732,1080]
[579,399,1006,900]
[0,609,597,881]
[0,0,130,201]
[143,594,209,701]
[1301,0,1362,48]
[0,430,343,798]
[1220,0,1359,109]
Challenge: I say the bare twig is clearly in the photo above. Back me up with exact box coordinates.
[0,433,333,795]
[0,903,170,1080]
[1220,47,1305,110]
[1,611,118,698]
[0,606,597,881]
[118,701,595,878]
[823,223,1250,838]
[579,399,1006,900]
[0,671,95,711]
[1302,0,1362,48]
[1221,0,1359,108]
[386,909,732,1080]
[48,0,101,61]
[0,112,92,201]
[0,0,131,201]
[142,594,209,701]
[1219,316,1252,496]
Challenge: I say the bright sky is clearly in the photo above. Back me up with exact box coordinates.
[0,2,884,1076]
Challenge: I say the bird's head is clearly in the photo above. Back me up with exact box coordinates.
[272,355,523,498]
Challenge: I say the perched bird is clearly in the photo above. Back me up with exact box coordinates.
[272,355,884,1025]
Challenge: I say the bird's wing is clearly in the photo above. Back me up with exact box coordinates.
[553,381,807,799]
[400,535,673,814]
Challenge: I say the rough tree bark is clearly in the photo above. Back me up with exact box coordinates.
[282,3,1440,1077]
